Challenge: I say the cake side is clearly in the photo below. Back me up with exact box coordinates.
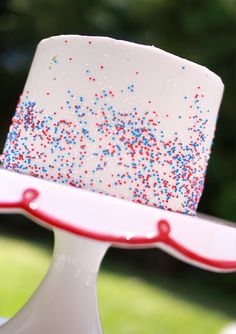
[3,35,224,214]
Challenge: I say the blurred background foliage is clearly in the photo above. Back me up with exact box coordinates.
[0,0,236,332]
[0,0,235,221]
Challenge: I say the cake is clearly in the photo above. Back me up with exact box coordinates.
[3,35,224,215]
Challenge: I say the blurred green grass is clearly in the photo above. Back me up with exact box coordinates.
[0,236,233,334]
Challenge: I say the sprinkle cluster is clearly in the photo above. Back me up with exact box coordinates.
[3,83,211,215]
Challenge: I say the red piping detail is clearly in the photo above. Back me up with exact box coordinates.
[0,188,236,271]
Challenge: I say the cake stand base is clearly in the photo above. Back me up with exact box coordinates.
[0,320,6,327]
[0,228,110,334]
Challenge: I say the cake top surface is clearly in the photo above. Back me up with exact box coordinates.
[39,35,223,85]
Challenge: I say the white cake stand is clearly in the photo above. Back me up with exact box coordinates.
[0,169,236,334]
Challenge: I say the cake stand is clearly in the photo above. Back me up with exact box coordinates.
[0,169,235,334]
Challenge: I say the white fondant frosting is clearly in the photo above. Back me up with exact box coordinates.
[3,35,224,214]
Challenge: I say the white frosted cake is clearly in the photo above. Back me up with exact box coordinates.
[3,35,223,215]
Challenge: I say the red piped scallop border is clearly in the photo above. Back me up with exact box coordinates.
[0,188,236,271]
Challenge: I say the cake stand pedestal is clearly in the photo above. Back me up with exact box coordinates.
[0,229,110,334]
